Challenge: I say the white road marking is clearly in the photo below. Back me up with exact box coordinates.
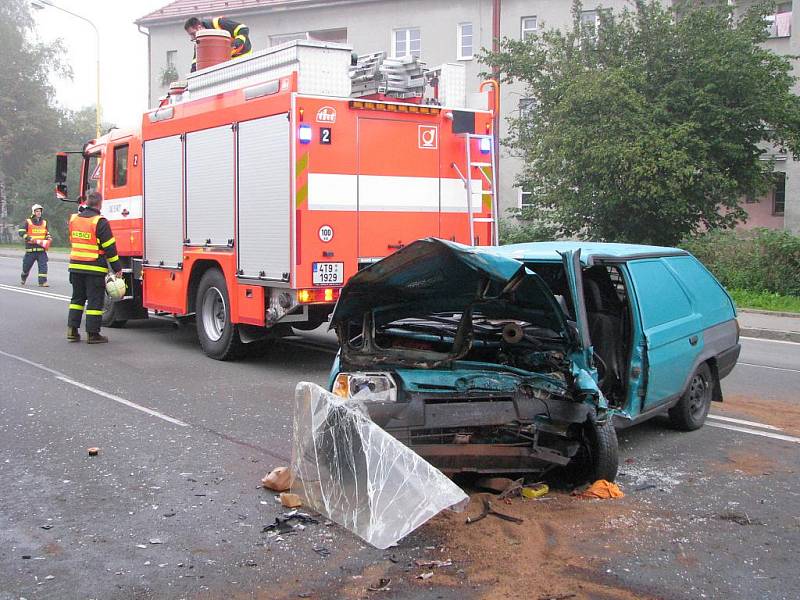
[707,422,800,444]
[741,336,800,346]
[707,414,782,431]
[0,283,69,301]
[0,349,189,427]
[738,362,800,374]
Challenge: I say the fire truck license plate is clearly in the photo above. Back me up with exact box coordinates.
[312,262,343,286]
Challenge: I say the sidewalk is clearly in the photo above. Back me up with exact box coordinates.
[738,309,800,343]
[2,247,798,342]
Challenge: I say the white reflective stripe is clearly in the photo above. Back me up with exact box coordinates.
[359,175,439,212]
[308,173,357,210]
[440,177,483,213]
[102,195,143,221]
[307,174,486,212]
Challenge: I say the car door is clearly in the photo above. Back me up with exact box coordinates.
[626,258,702,411]
[561,250,594,368]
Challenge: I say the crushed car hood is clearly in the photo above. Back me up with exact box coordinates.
[331,238,565,327]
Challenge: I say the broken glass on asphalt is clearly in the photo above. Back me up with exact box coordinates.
[291,382,469,549]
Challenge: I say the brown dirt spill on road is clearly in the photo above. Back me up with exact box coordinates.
[334,492,665,600]
[716,394,800,436]
[709,447,789,477]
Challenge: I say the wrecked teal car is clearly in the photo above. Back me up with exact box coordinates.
[329,239,740,481]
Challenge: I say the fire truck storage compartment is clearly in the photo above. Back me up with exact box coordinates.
[237,113,290,281]
[143,135,184,268]
[357,117,440,258]
[185,125,235,246]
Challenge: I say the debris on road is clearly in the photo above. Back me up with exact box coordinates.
[717,510,763,526]
[417,571,433,580]
[476,476,520,494]
[466,496,524,524]
[262,510,319,534]
[367,577,391,592]
[312,545,331,557]
[87,447,100,456]
[262,466,294,492]
[575,480,624,499]
[290,382,468,549]
[280,492,303,508]
[414,559,452,568]
[148,538,164,545]
[522,483,550,499]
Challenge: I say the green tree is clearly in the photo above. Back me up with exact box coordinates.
[482,0,800,245]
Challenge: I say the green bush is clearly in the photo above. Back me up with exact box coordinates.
[681,229,800,297]
[499,219,558,245]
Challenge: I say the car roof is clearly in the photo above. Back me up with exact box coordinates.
[492,241,688,264]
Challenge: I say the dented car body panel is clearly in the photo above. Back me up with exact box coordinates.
[330,238,740,475]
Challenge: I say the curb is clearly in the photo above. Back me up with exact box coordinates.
[739,308,800,319]
[740,327,800,344]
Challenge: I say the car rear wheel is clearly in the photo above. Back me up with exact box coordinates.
[669,362,713,431]
[196,269,243,361]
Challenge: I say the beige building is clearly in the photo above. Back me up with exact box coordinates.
[136,0,799,234]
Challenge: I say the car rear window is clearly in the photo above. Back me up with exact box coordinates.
[663,255,733,325]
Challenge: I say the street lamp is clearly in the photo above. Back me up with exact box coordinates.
[31,0,101,139]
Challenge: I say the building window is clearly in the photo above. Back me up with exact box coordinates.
[773,172,786,215]
[766,3,792,38]
[458,22,473,60]
[166,50,176,67]
[518,187,533,209]
[521,16,538,39]
[581,9,600,29]
[113,144,128,187]
[519,98,536,119]
[393,27,421,58]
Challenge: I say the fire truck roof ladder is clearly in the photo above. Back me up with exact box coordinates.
[452,133,499,246]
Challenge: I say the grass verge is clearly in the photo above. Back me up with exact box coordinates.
[730,289,800,314]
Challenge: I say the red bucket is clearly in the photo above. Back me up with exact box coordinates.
[195,29,232,70]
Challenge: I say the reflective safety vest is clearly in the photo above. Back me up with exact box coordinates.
[26,219,48,241]
[69,214,105,263]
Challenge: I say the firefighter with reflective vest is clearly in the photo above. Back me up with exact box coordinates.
[67,192,123,344]
[18,203,51,287]
[184,16,252,73]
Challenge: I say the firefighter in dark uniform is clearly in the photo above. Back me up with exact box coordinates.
[67,192,123,344]
[19,204,51,287]
[184,15,252,72]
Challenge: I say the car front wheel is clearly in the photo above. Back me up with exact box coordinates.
[669,362,713,431]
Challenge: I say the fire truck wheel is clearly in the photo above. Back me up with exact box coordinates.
[102,294,127,328]
[196,269,243,360]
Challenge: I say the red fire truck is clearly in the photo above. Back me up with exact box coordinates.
[55,41,497,360]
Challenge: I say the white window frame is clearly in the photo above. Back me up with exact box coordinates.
[166,50,177,67]
[521,16,538,39]
[518,188,533,209]
[457,22,473,60]
[392,27,421,58]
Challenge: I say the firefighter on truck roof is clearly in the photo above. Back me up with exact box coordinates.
[184,15,252,72]
[67,192,123,344]
[19,203,51,287]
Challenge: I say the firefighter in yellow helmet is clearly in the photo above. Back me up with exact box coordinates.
[18,203,51,286]
[67,192,123,344]
[184,15,252,72]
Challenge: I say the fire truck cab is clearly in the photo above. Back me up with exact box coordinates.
[55,41,497,360]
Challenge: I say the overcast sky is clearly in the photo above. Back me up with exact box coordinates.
[31,0,168,129]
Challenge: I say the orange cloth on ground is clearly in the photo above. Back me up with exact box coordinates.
[576,479,624,499]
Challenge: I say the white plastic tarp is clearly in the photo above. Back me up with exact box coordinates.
[291,382,468,549]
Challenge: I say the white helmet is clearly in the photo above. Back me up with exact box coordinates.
[105,275,127,301]
[31,204,44,213]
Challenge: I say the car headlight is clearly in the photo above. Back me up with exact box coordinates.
[332,372,397,403]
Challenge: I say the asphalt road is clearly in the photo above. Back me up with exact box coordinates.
[1,254,799,600]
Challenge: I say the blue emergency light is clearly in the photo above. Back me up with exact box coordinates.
[298,124,313,144]
[480,137,492,154]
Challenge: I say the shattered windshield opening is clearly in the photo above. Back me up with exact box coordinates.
[340,274,571,371]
